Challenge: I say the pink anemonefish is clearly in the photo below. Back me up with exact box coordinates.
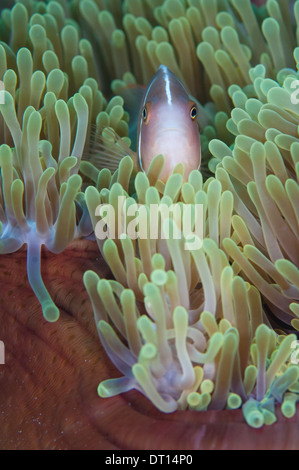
[87,65,201,183]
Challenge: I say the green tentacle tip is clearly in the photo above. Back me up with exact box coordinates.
[83,270,99,290]
[43,302,60,323]
[97,377,134,398]
[98,381,113,398]
[151,254,166,271]
[261,408,277,426]
[281,394,298,419]
[139,343,157,362]
[187,392,201,409]
[150,269,168,286]
[200,379,214,395]
[242,399,264,429]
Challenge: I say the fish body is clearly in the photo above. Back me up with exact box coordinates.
[137,65,201,182]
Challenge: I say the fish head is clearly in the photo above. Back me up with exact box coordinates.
[137,65,201,182]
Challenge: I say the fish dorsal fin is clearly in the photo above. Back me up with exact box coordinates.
[112,82,146,151]
[83,125,139,174]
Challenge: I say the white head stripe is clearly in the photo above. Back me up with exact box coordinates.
[164,71,172,105]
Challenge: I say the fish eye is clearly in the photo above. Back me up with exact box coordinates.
[142,107,147,121]
[190,105,197,120]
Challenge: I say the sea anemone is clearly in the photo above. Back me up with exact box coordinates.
[83,161,299,427]
[0,2,129,321]
[209,62,299,333]
[80,0,299,429]
[0,87,86,322]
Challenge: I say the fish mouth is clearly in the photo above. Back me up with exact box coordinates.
[156,127,190,141]
[157,127,184,134]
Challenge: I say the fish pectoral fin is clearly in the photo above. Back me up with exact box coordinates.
[83,125,139,174]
